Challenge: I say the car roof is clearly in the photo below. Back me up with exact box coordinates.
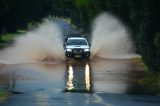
[67,37,86,40]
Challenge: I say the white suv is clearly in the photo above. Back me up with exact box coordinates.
[64,37,90,58]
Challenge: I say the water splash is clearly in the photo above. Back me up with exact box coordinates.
[91,13,137,59]
[0,19,65,64]
[0,14,139,65]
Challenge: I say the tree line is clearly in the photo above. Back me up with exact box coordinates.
[0,0,160,72]
[0,0,52,33]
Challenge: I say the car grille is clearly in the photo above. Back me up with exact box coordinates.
[73,49,83,54]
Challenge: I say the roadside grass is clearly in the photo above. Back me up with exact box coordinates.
[0,30,26,42]
[0,90,9,102]
[138,62,160,96]
[1,33,19,42]
[132,57,160,96]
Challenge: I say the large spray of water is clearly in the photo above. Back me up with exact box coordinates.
[0,20,65,64]
[0,13,138,65]
[91,13,136,59]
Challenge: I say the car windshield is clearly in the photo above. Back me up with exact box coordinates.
[66,39,88,45]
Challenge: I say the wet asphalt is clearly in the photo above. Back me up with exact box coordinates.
[0,59,160,106]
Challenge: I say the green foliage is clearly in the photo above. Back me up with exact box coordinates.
[1,33,18,42]
[139,71,160,95]
[154,33,160,48]
[0,90,9,102]
[0,0,53,32]
[74,0,90,7]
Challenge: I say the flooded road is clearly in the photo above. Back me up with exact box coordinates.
[0,59,160,106]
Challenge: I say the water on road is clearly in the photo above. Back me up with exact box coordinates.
[0,59,160,106]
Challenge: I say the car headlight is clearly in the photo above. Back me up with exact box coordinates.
[84,49,90,52]
[66,49,72,52]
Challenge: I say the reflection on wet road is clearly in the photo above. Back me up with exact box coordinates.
[91,59,144,94]
[65,60,91,93]
[0,59,160,106]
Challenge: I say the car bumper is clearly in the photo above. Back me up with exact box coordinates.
[65,52,90,58]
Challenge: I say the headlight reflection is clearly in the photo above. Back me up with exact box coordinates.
[66,62,91,93]
[85,64,90,91]
[67,65,74,90]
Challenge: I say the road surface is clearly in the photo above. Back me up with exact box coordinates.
[0,59,160,106]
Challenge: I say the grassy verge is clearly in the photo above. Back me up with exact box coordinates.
[0,30,26,43]
[0,90,9,102]
[1,33,18,42]
[139,71,160,96]
[132,57,160,96]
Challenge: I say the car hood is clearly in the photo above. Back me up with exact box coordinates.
[66,45,89,49]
